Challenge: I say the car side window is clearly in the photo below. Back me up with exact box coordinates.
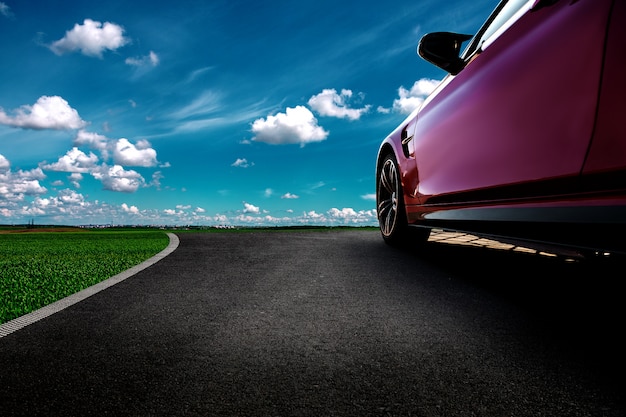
[463,0,532,59]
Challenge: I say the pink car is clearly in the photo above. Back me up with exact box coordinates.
[376,0,626,254]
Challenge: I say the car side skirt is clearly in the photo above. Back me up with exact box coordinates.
[406,196,626,254]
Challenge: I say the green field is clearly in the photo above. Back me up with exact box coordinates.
[0,229,169,325]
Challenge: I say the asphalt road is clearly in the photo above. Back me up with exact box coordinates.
[0,230,624,416]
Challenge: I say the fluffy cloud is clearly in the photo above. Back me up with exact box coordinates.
[308,89,370,120]
[41,147,99,173]
[121,203,139,214]
[74,131,159,168]
[0,155,47,202]
[231,158,252,168]
[296,208,377,225]
[113,138,158,167]
[15,189,91,220]
[74,130,109,158]
[243,202,260,214]
[0,96,87,130]
[393,78,441,114]
[40,133,158,192]
[69,173,83,188]
[0,154,9,172]
[57,189,85,205]
[327,208,377,224]
[92,165,144,193]
[281,193,299,199]
[50,19,129,58]
[251,106,328,146]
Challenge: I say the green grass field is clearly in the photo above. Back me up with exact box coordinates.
[0,229,169,325]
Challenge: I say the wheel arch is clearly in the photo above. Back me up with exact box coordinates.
[376,142,397,179]
[377,140,420,210]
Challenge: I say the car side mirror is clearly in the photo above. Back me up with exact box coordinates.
[418,32,473,75]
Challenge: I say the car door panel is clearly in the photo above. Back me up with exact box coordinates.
[582,0,626,177]
[413,0,610,204]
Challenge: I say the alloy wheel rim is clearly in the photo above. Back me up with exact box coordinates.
[378,159,399,237]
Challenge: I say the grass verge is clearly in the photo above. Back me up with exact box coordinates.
[0,230,169,324]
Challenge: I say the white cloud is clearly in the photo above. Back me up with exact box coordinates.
[6,178,47,197]
[393,78,441,114]
[121,203,139,214]
[57,189,84,205]
[3,155,377,225]
[301,210,324,221]
[74,131,160,169]
[19,190,87,218]
[0,157,47,202]
[307,89,371,120]
[150,50,161,66]
[92,165,144,193]
[1,192,381,226]
[294,207,377,225]
[327,207,377,224]
[0,96,87,130]
[69,173,83,188]
[251,106,328,146]
[243,202,260,214]
[231,158,252,168]
[50,19,129,58]
[42,147,99,173]
[0,154,9,172]
[8,189,116,222]
[125,51,159,67]
[361,193,376,201]
[149,171,164,190]
[74,130,109,158]
[113,138,158,167]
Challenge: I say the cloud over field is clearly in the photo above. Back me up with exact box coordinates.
[0,96,87,130]
[50,19,129,58]
[251,106,329,146]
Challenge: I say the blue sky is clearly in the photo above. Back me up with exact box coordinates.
[0,0,496,226]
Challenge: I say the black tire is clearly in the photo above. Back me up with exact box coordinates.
[376,153,410,245]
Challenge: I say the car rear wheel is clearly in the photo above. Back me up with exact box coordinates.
[377,153,410,245]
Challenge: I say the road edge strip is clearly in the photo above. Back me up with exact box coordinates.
[0,232,180,339]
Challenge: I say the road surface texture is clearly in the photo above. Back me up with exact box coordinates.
[1,230,624,416]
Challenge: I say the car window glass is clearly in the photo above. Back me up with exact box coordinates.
[463,0,532,59]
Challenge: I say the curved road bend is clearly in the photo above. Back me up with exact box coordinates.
[0,230,623,416]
